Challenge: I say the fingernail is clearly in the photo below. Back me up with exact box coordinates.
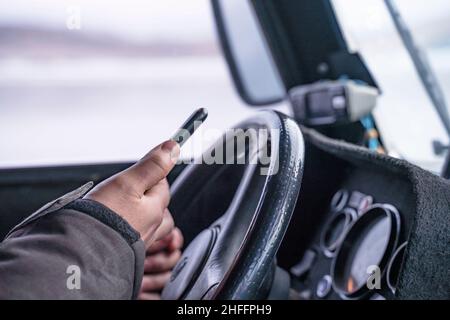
[161,140,180,162]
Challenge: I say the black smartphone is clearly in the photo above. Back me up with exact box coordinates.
[171,108,208,147]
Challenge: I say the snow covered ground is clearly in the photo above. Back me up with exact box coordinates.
[0,52,448,173]
[0,57,286,167]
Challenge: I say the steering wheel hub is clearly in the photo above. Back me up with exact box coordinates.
[163,228,218,299]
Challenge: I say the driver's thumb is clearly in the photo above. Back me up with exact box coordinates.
[127,140,180,193]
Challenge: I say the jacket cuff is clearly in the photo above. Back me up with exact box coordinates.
[66,199,140,245]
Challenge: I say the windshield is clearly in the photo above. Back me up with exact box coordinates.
[0,0,283,168]
[331,0,450,173]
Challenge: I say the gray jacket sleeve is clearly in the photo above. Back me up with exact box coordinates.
[0,182,145,300]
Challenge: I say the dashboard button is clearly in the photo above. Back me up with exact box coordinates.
[316,275,332,298]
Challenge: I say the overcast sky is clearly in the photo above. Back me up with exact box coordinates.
[332,0,450,47]
[0,0,215,43]
[0,0,449,44]
[332,0,450,33]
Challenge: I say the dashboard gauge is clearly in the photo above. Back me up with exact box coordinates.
[320,208,357,258]
[331,204,401,299]
[387,241,408,294]
[330,189,349,212]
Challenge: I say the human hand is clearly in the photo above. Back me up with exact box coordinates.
[139,227,184,300]
[84,140,180,248]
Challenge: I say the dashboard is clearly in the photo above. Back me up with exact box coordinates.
[288,188,409,300]
[277,132,418,300]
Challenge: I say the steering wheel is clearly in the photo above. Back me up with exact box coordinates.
[161,111,304,300]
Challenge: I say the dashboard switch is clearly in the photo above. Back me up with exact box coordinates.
[316,275,332,298]
[290,249,316,279]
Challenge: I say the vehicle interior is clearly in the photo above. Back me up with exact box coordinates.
[0,0,449,300]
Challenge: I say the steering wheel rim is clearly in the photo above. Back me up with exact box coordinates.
[162,111,304,300]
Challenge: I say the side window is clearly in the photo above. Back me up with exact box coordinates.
[0,0,252,167]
